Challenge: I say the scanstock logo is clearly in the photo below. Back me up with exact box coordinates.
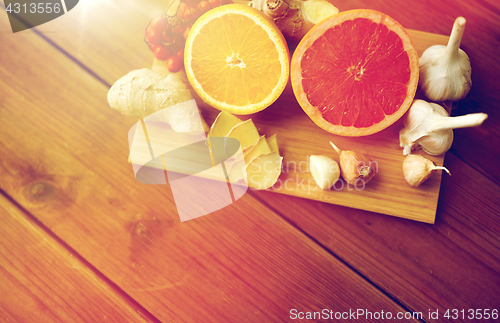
[5,0,79,33]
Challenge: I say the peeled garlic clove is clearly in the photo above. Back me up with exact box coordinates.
[309,155,340,189]
[403,154,451,187]
[419,17,472,101]
[330,142,375,185]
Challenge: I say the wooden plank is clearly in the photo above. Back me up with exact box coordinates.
[50,0,500,317]
[3,0,499,317]
[129,29,449,224]
[0,194,159,323]
[0,0,163,86]
[246,99,445,223]
[253,152,500,314]
[0,15,418,322]
[333,0,500,187]
[16,0,457,223]
[25,0,500,197]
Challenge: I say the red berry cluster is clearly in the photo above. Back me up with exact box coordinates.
[145,0,233,73]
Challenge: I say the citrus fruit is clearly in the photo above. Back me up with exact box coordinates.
[184,4,290,115]
[291,9,419,136]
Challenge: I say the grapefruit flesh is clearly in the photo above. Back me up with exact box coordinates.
[291,10,419,136]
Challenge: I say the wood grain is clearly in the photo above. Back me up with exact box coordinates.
[134,30,450,223]
[18,0,457,223]
[27,0,500,187]
[332,0,500,186]
[253,152,500,314]
[0,194,159,323]
[248,30,449,223]
[0,14,419,323]
[1,0,500,321]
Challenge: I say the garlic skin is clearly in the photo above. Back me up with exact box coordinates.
[403,154,451,187]
[330,142,375,185]
[309,155,340,189]
[419,17,472,102]
[399,100,487,156]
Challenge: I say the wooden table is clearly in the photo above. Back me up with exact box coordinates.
[1,0,499,322]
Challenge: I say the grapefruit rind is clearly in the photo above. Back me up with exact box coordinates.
[185,4,290,115]
[291,9,419,136]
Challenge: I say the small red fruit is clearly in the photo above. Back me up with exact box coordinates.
[173,34,185,49]
[162,30,174,44]
[153,46,170,61]
[197,1,213,13]
[177,2,190,20]
[166,56,183,73]
[146,29,162,46]
[171,22,184,34]
[189,7,202,22]
[150,15,169,32]
[176,49,184,61]
[183,26,191,40]
[185,0,199,6]
[208,0,220,7]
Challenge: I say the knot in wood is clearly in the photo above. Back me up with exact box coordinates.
[27,181,55,202]
[132,222,151,241]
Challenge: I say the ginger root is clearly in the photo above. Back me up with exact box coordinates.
[107,68,192,118]
[249,0,339,40]
[107,68,209,132]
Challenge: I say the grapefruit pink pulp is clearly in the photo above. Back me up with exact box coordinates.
[291,10,419,136]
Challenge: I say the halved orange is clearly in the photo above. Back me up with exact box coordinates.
[184,4,290,115]
[291,10,419,136]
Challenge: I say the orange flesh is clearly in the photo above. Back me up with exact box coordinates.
[191,14,281,106]
[300,17,412,128]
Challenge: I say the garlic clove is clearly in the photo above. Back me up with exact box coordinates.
[399,99,488,156]
[309,155,340,189]
[403,154,451,187]
[419,17,472,102]
[417,129,453,156]
[330,142,375,185]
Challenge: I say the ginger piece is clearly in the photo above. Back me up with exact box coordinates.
[208,111,243,139]
[250,0,339,40]
[244,152,283,190]
[266,133,280,155]
[244,136,272,164]
[226,119,261,151]
[207,111,283,188]
[107,68,209,132]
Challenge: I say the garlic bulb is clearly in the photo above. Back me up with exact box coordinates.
[330,142,375,185]
[403,154,450,187]
[399,100,487,156]
[419,17,472,101]
[309,155,340,189]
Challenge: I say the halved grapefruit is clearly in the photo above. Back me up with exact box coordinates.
[291,10,419,136]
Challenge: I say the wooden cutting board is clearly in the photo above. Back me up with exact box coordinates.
[145,29,449,224]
